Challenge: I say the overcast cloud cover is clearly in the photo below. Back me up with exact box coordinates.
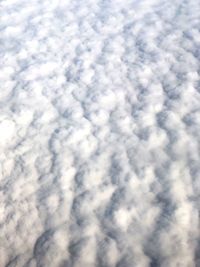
[0,0,200,266]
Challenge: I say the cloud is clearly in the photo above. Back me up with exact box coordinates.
[0,0,200,266]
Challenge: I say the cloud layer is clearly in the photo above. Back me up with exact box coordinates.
[0,0,200,266]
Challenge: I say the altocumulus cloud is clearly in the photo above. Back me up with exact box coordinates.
[0,0,200,266]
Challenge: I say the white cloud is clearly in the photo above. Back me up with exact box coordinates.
[0,0,200,266]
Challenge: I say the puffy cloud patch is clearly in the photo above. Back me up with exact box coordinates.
[0,0,200,266]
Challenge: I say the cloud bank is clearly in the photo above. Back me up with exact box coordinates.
[0,0,200,266]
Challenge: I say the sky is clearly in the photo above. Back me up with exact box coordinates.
[0,0,200,266]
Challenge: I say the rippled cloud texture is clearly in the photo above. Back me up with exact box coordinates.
[0,0,200,266]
